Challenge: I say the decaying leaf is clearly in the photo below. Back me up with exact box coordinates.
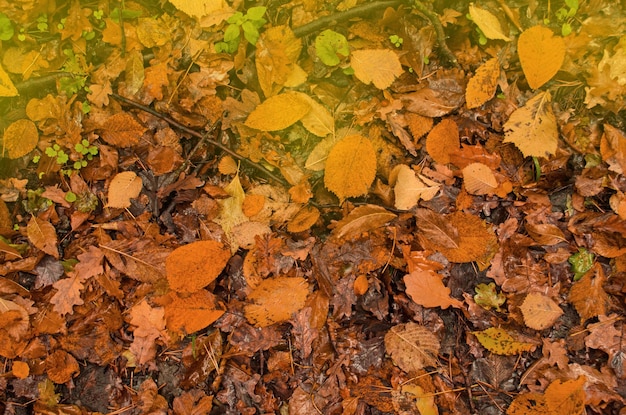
[324,134,377,201]
[330,204,396,240]
[98,113,147,147]
[392,164,440,210]
[384,322,440,372]
[166,240,231,294]
[466,57,500,109]
[518,26,565,90]
[404,269,464,309]
[2,119,38,159]
[462,162,498,195]
[351,49,404,90]
[106,171,143,209]
[472,327,536,355]
[426,119,459,165]
[503,91,558,158]
[568,263,610,322]
[255,25,302,97]
[245,92,311,131]
[27,216,59,259]
[507,376,586,415]
[244,276,309,327]
[392,384,439,415]
[520,292,564,330]
[468,3,510,41]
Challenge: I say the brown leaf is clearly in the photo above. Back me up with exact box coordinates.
[45,350,79,384]
[525,223,567,246]
[99,112,147,147]
[50,272,86,316]
[244,276,309,327]
[600,124,626,174]
[129,299,165,366]
[324,134,377,201]
[2,119,39,159]
[568,263,610,323]
[384,322,440,372]
[287,206,320,233]
[415,209,459,249]
[166,240,231,293]
[426,118,459,165]
[330,204,396,241]
[27,216,59,259]
[404,269,464,309]
[518,25,565,90]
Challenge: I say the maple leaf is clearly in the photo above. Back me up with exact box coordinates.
[503,91,558,158]
[324,134,377,201]
[351,49,403,90]
[518,26,565,90]
[404,269,464,309]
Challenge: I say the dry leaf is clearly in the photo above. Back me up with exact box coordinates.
[168,0,232,20]
[472,327,536,355]
[468,3,510,41]
[392,164,440,210]
[305,135,340,171]
[297,93,335,137]
[27,216,59,259]
[330,204,396,240]
[462,162,498,195]
[287,206,320,233]
[164,290,225,335]
[166,240,231,294]
[2,119,38,159]
[255,25,302,97]
[12,361,29,379]
[600,124,626,174]
[384,322,440,372]
[518,26,565,90]
[466,57,500,109]
[324,134,377,201]
[106,171,143,209]
[568,263,610,323]
[503,91,558,158]
[404,269,464,309]
[50,271,86,315]
[508,376,586,415]
[426,119,459,165]
[405,113,433,140]
[245,91,311,131]
[98,113,147,147]
[520,292,564,330]
[244,276,309,327]
[351,49,404,90]
[0,63,18,97]
[218,155,238,175]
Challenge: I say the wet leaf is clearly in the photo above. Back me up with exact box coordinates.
[466,57,500,108]
[404,269,464,309]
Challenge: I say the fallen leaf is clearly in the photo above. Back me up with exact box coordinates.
[330,204,396,240]
[0,63,18,96]
[518,26,565,90]
[2,119,38,159]
[287,206,320,233]
[351,49,404,90]
[315,29,350,66]
[298,93,335,137]
[98,113,147,147]
[466,57,500,109]
[166,240,231,293]
[462,162,498,195]
[426,119,460,165]
[468,3,510,41]
[508,376,586,415]
[168,0,233,21]
[27,216,59,259]
[256,25,302,97]
[245,91,311,131]
[472,327,536,355]
[305,134,340,171]
[504,91,558,158]
[600,124,626,174]
[244,276,309,327]
[106,171,143,209]
[568,263,610,322]
[11,361,29,379]
[45,350,79,384]
[384,322,440,372]
[392,164,440,210]
[50,271,86,316]
[392,384,439,415]
[164,290,225,335]
[324,134,377,201]
[404,269,464,309]
[520,292,564,330]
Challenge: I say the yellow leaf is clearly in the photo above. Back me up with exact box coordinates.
[466,57,500,109]
[324,134,377,201]
[503,91,558,158]
[256,25,302,97]
[106,171,143,209]
[520,292,564,330]
[473,327,536,355]
[462,162,498,195]
[244,276,309,327]
[468,3,510,41]
[166,240,231,293]
[168,0,232,20]
[297,93,335,137]
[0,63,18,97]
[518,26,565,89]
[214,173,248,252]
[2,119,38,159]
[245,91,311,131]
[507,376,586,415]
[351,49,404,90]
[384,322,440,372]
[392,164,440,210]
[305,135,340,171]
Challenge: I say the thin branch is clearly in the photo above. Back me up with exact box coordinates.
[411,1,459,67]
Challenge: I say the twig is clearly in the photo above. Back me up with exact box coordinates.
[411,1,459,67]
[110,93,289,186]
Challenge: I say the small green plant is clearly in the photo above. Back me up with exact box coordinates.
[568,247,594,281]
[544,0,578,36]
[215,6,267,54]
[40,139,98,176]
[389,34,403,48]
[45,144,69,165]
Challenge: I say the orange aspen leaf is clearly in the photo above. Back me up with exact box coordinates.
[106,171,143,209]
[244,276,309,327]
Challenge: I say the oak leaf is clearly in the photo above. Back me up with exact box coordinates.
[384,322,440,372]
[106,171,143,209]
[472,327,536,355]
[27,216,59,259]
[2,119,38,159]
[518,26,565,90]
[98,112,147,147]
[50,271,86,315]
[426,119,459,165]
[462,162,498,195]
[164,290,225,335]
[351,49,403,90]
[330,204,396,241]
[600,124,626,174]
[245,91,311,131]
[324,134,377,201]
[466,57,500,108]
[244,276,309,327]
[520,292,564,330]
[468,3,510,41]
[166,240,231,293]
[503,91,558,158]
[129,299,165,366]
[404,269,464,309]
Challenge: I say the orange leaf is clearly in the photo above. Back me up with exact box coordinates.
[568,263,610,322]
[2,119,39,159]
[330,204,396,241]
[518,26,565,90]
[99,112,147,147]
[404,269,463,309]
[129,299,165,365]
[11,361,29,379]
[351,49,403,90]
[50,272,86,316]
[520,292,564,330]
[45,350,79,384]
[106,171,143,209]
[324,134,377,201]
[166,240,231,293]
[466,57,500,109]
[507,376,586,415]
[525,222,567,245]
[27,216,59,258]
[600,124,626,174]
[287,206,320,233]
[426,119,459,165]
[244,276,309,327]
[384,322,440,372]
[164,290,225,335]
[255,25,302,97]
[245,91,311,131]
[462,162,498,195]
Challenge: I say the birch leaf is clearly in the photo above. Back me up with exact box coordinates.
[324,134,377,201]
[466,57,500,109]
